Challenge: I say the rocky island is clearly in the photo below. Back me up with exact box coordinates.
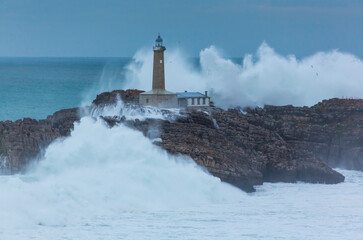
[1,89,362,192]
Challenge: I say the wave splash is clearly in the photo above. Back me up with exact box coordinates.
[0,102,243,228]
[125,43,363,108]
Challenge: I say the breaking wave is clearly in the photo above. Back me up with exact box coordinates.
[0,102,243,228]
[0,44,362,238]
[125,43,363,108]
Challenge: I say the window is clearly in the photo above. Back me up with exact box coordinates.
[146,99,149,103]
[160,60,163,64]
[197,98,200,105]
[203,98,206,105]
[191,98,194,105]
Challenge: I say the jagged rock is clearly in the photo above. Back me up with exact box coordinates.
[247,98,363,171]
[92,89,144,106]
[1,90,361,193]
[0,108,79,173]
[101,106,346,192]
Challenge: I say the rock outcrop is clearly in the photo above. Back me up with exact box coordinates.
[0,108,79,173]
[92,89,144,106]
[246,98,363,171]
[1,89,361,192]
[0,90,143,173]
[102,109,344,192]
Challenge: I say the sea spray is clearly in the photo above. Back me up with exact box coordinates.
[83,96,181,121]
[80,60,130,107]
[0,70,361,240]
[0,107,243,228]
[125,43,363,108]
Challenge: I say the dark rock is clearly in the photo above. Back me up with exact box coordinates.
[247,98,363,171]
[101,103,347,192]
[0,108,80,173]
[1,90,361,193]
[92,89,144,106]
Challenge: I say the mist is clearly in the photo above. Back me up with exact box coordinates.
[125,43,363,108]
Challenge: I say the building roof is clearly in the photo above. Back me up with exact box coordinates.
[177,92,207,98]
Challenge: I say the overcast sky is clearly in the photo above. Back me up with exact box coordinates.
[0,0,362,57]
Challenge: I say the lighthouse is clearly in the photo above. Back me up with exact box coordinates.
[139,34,178,108]
[152,34,166,91]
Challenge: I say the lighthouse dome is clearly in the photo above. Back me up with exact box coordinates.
[155,34,163,47]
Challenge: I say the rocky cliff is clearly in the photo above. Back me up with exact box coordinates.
[0,108,79,173]
[246,98,363,171]
[1,89,362,192]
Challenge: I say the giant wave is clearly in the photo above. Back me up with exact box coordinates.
[0,103,243,229]
[125,43,363,108]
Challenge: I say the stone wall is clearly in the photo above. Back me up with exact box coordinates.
[139,93,178,108]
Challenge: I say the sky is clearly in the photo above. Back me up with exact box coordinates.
[0,0,362,58]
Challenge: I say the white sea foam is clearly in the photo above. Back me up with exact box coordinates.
[1,44,363,239]
[1,103,361,239]
[0,168,362,239]
[0,115,243,229]
[83,96,181,121]
[80,61,127,107]
[125,43,363,108]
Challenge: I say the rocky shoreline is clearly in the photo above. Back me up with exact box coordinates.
[1,89,362,192]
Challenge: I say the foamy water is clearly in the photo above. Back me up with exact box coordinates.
[0,101,362,239]
[125,43,363,108]
[1,44,363,239]
[0,168,361,240]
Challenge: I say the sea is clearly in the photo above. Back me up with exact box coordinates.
[0,57,132,121]
[0,57,362,240]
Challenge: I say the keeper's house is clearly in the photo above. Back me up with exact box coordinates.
[177,91,210,108]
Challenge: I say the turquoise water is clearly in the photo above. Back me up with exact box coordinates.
[0,56,245,121]
[0,57,131,121]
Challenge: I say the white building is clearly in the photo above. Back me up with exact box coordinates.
[177,91,210,108]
